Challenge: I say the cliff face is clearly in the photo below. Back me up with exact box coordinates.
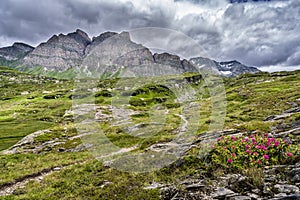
[85,31,118,55]
[153,53,198,74]
[86,32,154,67]
[22,29,91,71]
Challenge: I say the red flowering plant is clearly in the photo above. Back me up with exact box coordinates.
[211,132,299,171]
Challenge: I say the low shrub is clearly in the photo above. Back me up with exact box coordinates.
[211,132,299,171]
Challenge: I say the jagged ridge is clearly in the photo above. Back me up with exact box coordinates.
[0,29,261,77]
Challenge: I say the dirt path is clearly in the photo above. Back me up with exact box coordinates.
[175,113,189,135]
[148,113,194,156]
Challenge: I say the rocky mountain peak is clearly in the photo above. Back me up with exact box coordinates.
[92,31,117,43]
[86,31,118,54]
[118,31,131,40]
[217,60,260,77]
[66,30,91,46]
[75,29,91,42]
[46,30,91,46]
[0,42,34,62]
[84,31,154,68]
[47,35,59,43]
[190,57,261,77]
[153,52,182,68]
[12,43,34,52]
[22,30,92,71]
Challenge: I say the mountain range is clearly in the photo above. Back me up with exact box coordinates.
[0,29,260,78]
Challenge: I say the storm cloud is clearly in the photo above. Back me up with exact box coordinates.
[0,0,299,71]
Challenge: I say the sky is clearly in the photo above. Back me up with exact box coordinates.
[0,0,299,72]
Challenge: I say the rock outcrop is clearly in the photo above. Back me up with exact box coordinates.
[22,29,91,71]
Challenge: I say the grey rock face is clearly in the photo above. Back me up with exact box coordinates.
[274,184,299,194]
[0,42,34,61]
[85,31,118,54]
[22,29,91,71]
[228,196,251,200]
[287,168,300,183]
[269,194,300,200]
[11,43,34,52]
[83,31,157,77]
[153,53,198,74]
[153,52,182,67]
[212,187,236,198]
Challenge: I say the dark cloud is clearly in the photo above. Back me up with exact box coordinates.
[0,0,299,71]
[216,0,300,68]
[0,0,77,45]
[0,0,174,46]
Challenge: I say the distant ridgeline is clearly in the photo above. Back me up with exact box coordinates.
[0,29,260,79]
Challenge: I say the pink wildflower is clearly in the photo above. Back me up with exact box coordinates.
[246,149,252,154]
[227,159,233,163]
[286,152,293,157]
[245,144,250,150]
[263,155,269,160]
[261,145,267,151]
[264,133,269,137]
[257,160,262,164]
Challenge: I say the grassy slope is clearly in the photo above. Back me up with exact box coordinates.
[0,66,299,199]
[0,66,74,150]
